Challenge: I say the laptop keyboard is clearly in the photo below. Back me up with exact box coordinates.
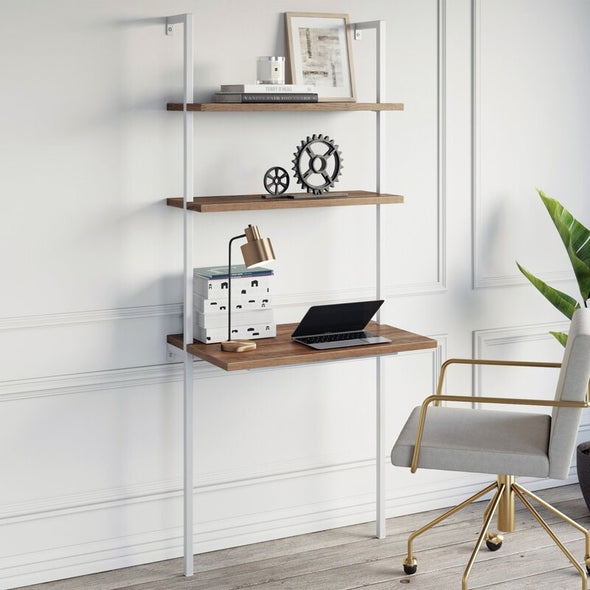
[298,331,366,344]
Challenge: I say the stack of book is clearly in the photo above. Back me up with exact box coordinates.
[193,264,276,344]
[214,83,318,104]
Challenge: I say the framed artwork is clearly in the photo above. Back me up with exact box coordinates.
[285,12,356,102]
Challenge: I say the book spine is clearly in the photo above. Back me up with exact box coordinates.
[220,84,315,93]
[242,92,318,102]
[216,93,319,103]
[194,276,272,298]
[241,93,318,103]
[193,270,273,279]
[193,265,273,279]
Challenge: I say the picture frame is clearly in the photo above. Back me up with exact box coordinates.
[285,12,356,102]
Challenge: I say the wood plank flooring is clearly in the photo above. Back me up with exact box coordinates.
[17,484,590,590]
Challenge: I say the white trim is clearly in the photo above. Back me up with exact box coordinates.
[1,458,377,525]
[0,340,442,402]
[0,361,223,402]
[0,303,182,331]
[0,282,442,333]
[475,271,575,290]
[473,320,570,362]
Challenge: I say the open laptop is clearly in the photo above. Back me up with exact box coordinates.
[292,300,392,350]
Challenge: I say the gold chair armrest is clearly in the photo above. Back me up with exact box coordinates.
[409,392,587,474]
[434,358,562,403]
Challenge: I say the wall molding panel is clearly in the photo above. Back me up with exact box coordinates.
[1,346,442,519]
[390,0,447,297]
[470,0,588,289]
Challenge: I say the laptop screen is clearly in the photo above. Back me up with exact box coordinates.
[292,300,384,338]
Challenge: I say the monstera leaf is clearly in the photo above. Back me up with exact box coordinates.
[517,190,590,346]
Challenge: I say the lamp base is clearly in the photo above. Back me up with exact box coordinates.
[221,339,257,353]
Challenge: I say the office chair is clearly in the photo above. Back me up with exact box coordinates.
[391,309,590,589]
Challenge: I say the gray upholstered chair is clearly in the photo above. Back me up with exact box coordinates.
[391,308,590,590]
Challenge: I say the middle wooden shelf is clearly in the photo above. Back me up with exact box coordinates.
[166,190,403,212]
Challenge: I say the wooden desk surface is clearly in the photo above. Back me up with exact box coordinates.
[167,322,437,372]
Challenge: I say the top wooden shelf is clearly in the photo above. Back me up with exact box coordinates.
[167,102,404,112]
[166,190,403,212]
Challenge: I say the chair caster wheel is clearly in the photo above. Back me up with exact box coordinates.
[485,532,503,552]
[403,556,417,575]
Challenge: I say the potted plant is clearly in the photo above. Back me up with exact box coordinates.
[516,189,590,509]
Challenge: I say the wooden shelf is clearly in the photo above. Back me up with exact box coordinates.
[167,190,403,212]
[168,322,437,372]
[167,102,404,112]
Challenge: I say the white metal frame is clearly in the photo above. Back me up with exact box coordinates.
[354,18,387,540]
[167,13,195,577]
[167,14,390,575]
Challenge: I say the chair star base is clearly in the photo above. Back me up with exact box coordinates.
[401,475,590,590]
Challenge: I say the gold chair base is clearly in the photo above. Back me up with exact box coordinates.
[402,476,590,590]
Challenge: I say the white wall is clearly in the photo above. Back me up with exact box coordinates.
[1,0,590,587]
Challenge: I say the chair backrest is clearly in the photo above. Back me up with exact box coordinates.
[548,308,590,479]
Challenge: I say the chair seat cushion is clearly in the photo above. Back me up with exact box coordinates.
[391,406,551,478]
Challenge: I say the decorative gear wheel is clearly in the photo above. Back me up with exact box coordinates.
[263,166,290,195]
[292,134,342,195]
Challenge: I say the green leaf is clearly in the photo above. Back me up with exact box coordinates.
[567,242,590,301]
[550,331,568,347]
[538,190,590,302]
[516,262,580,319]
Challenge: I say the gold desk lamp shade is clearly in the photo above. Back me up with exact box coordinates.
[221,225,275,353]
[241,224,275,269]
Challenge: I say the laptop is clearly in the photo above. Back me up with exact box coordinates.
[292,300,392,350]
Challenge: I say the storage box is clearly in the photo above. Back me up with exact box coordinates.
[194,294,272,313]
[195,308,274,330]
[194,322,276,344]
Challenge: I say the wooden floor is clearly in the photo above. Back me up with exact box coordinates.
[18,484,590,590]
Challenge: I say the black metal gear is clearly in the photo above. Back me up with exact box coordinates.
[263,166,290,195]
[292,134,342,195]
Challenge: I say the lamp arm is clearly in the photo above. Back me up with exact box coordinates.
[227,233,246,342]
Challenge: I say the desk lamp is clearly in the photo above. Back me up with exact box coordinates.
[221,224,275,352]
